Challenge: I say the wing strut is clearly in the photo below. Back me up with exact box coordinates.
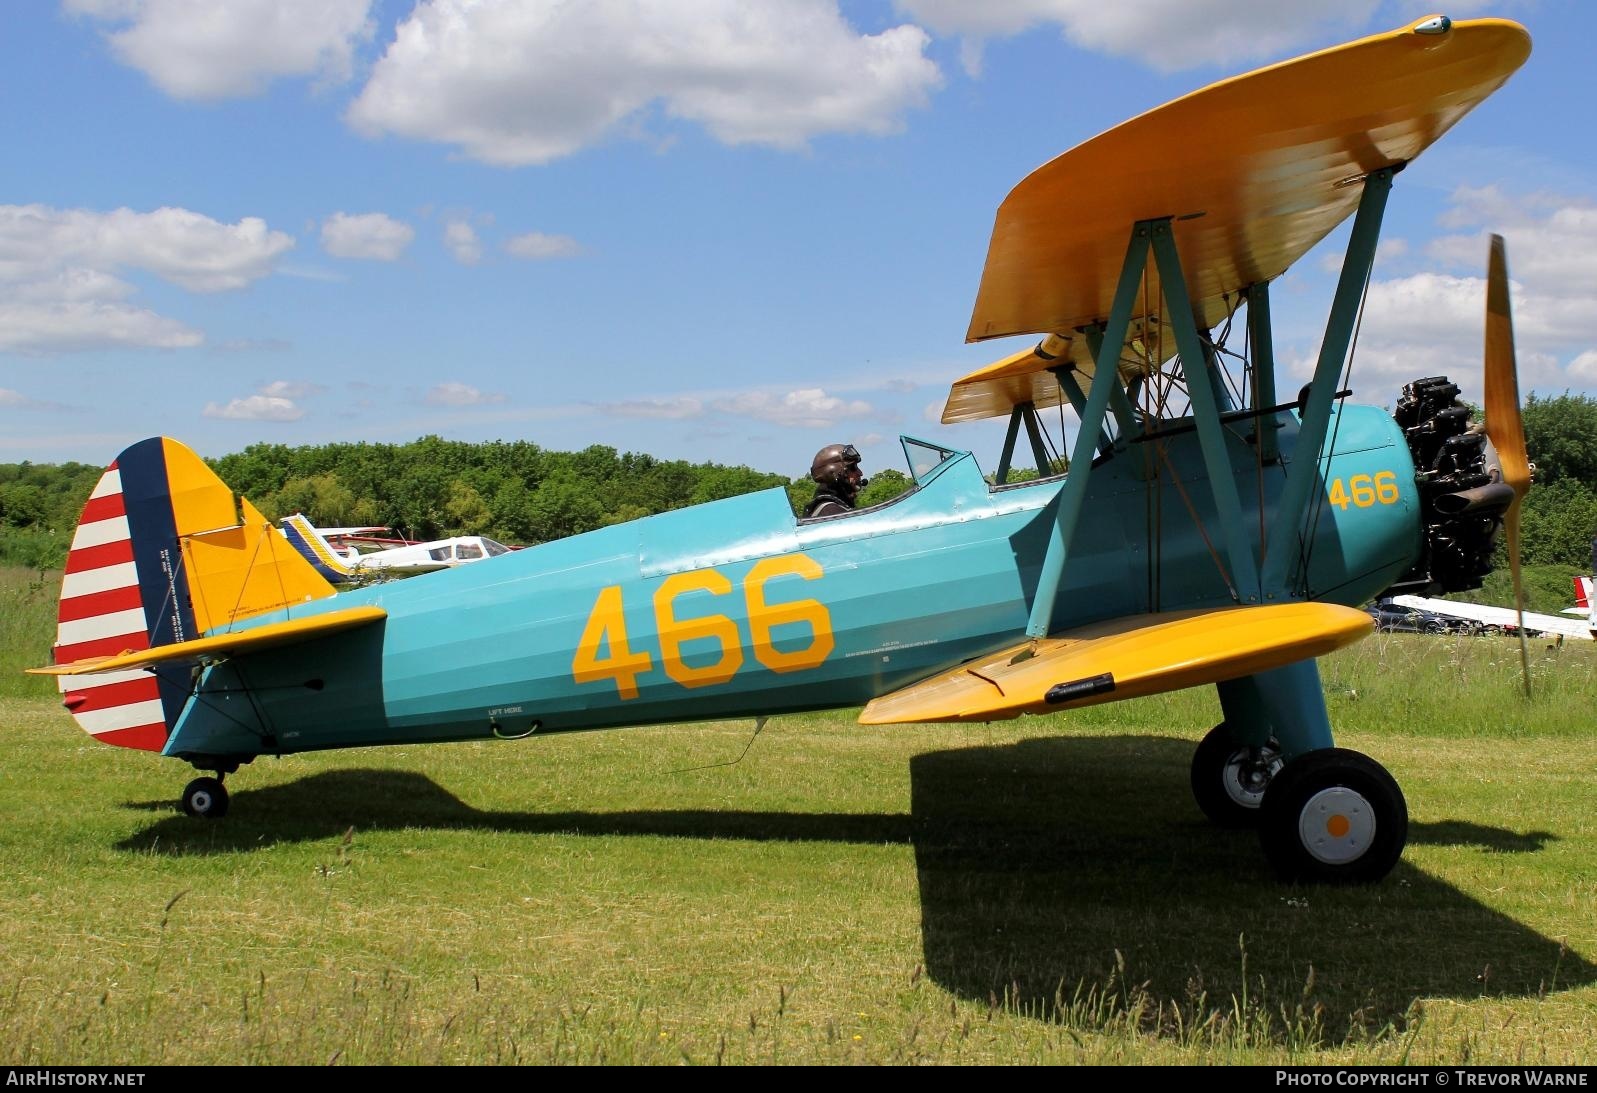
[1245,280,1280,463]
[1025,223,1151,639]
[1148,220,1260,601]
[994,407,1025,484]
[1077,327,1144,444]
[1260,165,1396,596]
[994,402,1067,485]
[1051,369,1114,458]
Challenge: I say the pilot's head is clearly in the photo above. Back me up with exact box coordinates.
[810,443,867,503]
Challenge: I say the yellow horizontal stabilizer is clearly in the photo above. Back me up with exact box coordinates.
[858,602,1371,725]
[30,605,387,677]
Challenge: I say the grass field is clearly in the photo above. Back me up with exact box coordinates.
[1,566,1593,1064]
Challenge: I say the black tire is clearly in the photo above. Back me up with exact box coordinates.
[1190,724,1282,828]
[181,776,229,820]
[1258,748,1406,883]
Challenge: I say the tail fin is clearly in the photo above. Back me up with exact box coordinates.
[1574,576,1593,611]
[51,438,337,752]
[279,513,358,582]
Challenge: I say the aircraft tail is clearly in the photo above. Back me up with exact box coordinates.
[1574,576,1593,611]
[279,513,359,582]
[50,438,338,752]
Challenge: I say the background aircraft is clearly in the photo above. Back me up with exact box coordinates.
[32,17,1533,885]
[1379,594,1592,640]
[279,513,513,581]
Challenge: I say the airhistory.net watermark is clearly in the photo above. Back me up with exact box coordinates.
[4,1072,146,1087]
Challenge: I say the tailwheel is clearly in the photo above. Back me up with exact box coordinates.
[181,776,229,820]
[1258,748,1406,883]
[1190,723,1282,828]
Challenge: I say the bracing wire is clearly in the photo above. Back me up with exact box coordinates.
[1296,258,1375,591]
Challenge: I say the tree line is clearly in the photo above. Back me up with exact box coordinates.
[0,436,912,570]
[3,393,1595,572]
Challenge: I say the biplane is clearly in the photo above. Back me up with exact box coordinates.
[33,16,1533,884]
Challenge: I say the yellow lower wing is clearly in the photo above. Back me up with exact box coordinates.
[30,605,387,677]
[858,603,1371,725]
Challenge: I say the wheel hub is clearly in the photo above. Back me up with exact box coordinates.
[1297,786,1377,864]
[1223,745,1283,809]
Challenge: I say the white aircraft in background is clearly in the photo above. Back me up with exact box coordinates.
[279,513,513,582]
[1385,594,1594,641]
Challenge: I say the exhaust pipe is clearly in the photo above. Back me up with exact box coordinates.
[1431,481,1516,516]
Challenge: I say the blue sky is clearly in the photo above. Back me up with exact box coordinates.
[2,1,1591,483]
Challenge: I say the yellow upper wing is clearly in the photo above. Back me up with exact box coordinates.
[858,603,1372,724]
[947,17,1530,423]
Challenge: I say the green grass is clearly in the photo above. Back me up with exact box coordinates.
[2,563,1593,1063]
[0,565,62,700]
[1461,563,1584,618]
[1,627,1593,1064]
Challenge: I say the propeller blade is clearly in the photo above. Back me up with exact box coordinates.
[1484,234,1531,500]
[1484,233,1531,697]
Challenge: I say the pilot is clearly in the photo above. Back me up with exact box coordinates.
[803,443,868,518]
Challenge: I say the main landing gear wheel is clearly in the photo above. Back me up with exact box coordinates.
[1190,724,1282,828]
[1258,748,1406,884]
[181,776,229,819]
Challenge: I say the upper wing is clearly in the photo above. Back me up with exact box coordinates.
[948,17,1530,424]
[859,603,1371,724]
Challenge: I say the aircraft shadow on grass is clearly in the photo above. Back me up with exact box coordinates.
[118,733,1591,1040]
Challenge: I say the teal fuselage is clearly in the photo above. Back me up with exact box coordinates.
[164,406,1421,764]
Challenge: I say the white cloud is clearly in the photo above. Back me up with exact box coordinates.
[1300,187,1597,401]
[426,382,506,407]
[321,211,415,260]
[260,380,326,399]
[1567,350,1597,384]
[713,387,873,427]
[276,264,347,283]
[346,0,941,166]
[896,0,1378,74]
[202,379,325,421]
[67,0,374,100]
[1329,236,1409,273]
[505,231,582,260]
[1428,187,1597,294]
[600,396,705,419]
[0,203,291,353]
[216,337,293,353]
[0,204,293,292]
[204,394,303,421]
[444,220,482,265]
[0,389,30,407]
[0,299,201,354]
[1378,237,1409,264]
